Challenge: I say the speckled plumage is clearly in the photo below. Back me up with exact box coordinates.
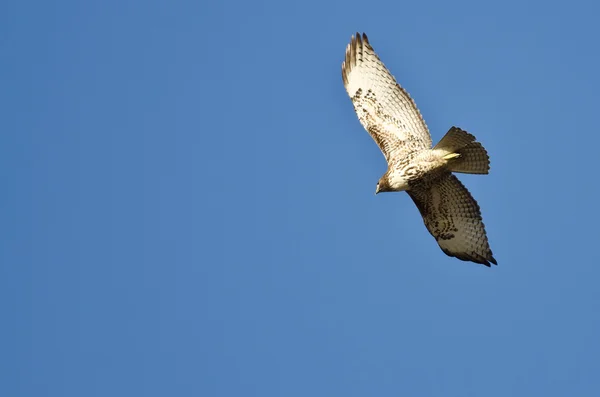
[342,33,496,266]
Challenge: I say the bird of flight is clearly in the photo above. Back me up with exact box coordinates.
[342,33,497,266]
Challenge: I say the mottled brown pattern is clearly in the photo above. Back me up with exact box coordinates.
[408,174,497,266]
[341,33,497,267]
[342,33,431,161]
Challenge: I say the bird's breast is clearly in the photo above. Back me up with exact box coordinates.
[387,171,410,191]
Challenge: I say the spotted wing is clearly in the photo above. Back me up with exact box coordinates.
[407,173,497,266]
[342,33,432,162]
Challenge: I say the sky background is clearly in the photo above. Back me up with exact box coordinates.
[2,0,600,396]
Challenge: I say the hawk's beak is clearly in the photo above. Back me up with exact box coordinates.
[375,187,380,195]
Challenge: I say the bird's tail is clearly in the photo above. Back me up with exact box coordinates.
[434,127,490,175]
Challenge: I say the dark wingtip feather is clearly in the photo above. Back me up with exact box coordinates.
[481,255,497,267]
[440,247,497,267]
[342,32,367,88]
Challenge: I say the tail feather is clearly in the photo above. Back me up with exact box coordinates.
[434,126,490,175]
[449,142,490,174]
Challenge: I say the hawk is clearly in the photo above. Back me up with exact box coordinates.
[342,33,497,266]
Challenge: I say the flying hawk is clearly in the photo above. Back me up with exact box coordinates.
[342,33,497,266]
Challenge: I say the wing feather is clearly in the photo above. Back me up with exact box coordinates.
[342,33,432,162]
[408,173,497,266]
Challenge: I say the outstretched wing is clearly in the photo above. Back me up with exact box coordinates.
[407,173,497,266]
[342,33,432,162]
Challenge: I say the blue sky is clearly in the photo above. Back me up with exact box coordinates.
[2,0,600,396]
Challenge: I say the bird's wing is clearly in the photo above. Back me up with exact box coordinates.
[407,173,497,266]
[342,33,432,162]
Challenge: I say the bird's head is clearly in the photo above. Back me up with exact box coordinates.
[375,175,392,195]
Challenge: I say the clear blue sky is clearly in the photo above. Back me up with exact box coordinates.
[2,0,600,396]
